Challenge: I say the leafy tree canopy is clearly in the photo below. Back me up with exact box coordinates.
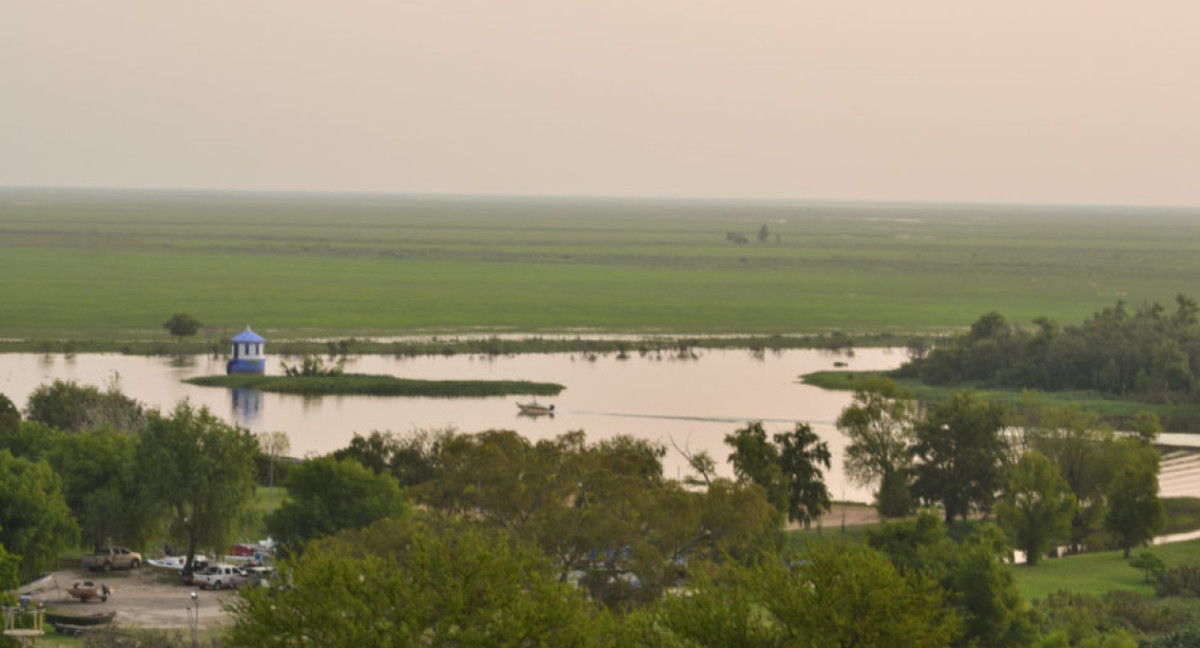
[47,426,151,548]
[162,312,202,342]
[905,294,1200,402]
[136,401,257,566]
[836,376,916,517]
[996,449,1076,566]
[268,455,411,554]
[24,379,146,434]
[911,392,1009,523]
[229,523,607,648]
[0,449,79,581]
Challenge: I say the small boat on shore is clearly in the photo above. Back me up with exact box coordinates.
[45,611,115,626]
[517,401,555,416]
[147,555,208,571]
[45,610,116,633]
[65,582,111,603]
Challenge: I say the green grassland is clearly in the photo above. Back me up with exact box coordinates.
[4,188,1200,342]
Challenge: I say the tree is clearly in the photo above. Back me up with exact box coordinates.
[757,224,770,243]
[414,430,778,608]
[837,377,916,517]
[229,523,607,648]
[775,423,832,528]
[268,455,411,554]
[1024,405,1119,553]
[0,537,19,598]
[911,392,1009,523]
[995,450,1075,566]
[0,450,79,580]
[47,427,152,548]
[0,394,18,436]
[255,430,290,514]
[725,422,785,517]
[136,401,258,568]
[868,513,1038,648]
[756,540,962,648]
[1130,552,1165,582]
[24,379,147,434]
[1105,442,1165,558]
[162,312,202,343]
[1126,411,1162,443]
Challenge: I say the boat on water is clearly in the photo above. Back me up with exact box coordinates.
[517,401,555,416]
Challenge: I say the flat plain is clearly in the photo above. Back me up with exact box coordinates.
[3,188,1199,342]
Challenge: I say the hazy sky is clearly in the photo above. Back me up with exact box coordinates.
[3,1,1197,205]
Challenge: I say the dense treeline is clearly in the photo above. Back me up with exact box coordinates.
[4,376,1200,646]
[902,295,1200,400]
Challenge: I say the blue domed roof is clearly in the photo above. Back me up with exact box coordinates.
[231,326,265,343]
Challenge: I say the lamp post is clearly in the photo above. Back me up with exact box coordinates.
[187,591,199,648]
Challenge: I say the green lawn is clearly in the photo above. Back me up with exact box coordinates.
[4,189,1200,342]
[1013,538,1200,601]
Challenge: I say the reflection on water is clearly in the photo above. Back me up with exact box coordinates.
[231,388,263,424]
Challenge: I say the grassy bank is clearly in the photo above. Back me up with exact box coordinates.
[802,370,1200,431]
[4,189,1200,342]
[186,374,565,397]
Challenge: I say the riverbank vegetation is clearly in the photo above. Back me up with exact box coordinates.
[186,373,564,397]
[805,295,1200,431]
[4,189,1200,343]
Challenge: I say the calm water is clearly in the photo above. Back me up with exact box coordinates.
[3,348,1196,503]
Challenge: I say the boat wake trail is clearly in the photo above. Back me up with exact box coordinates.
[567,410,837,427]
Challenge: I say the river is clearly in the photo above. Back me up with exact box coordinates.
[2,348,1197,504]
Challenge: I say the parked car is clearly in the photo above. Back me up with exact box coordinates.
[191,564,248,590]
[81,547,142,572]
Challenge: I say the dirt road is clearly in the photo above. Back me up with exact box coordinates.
[30,566,238,630]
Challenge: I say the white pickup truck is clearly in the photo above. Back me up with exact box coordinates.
[191,564,248,590]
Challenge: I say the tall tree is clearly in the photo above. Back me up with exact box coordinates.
[774,423,832,528]
[136,401,258,568]
[0,450,79,580]
[911,392,1009,523]
[836,377,915,517]
[725,421,785,516]
[995,450,1075,566]
[1023,405,1117,553]
[1105,439,1165,558]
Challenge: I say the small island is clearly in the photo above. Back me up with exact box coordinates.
[186,374,564,398]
